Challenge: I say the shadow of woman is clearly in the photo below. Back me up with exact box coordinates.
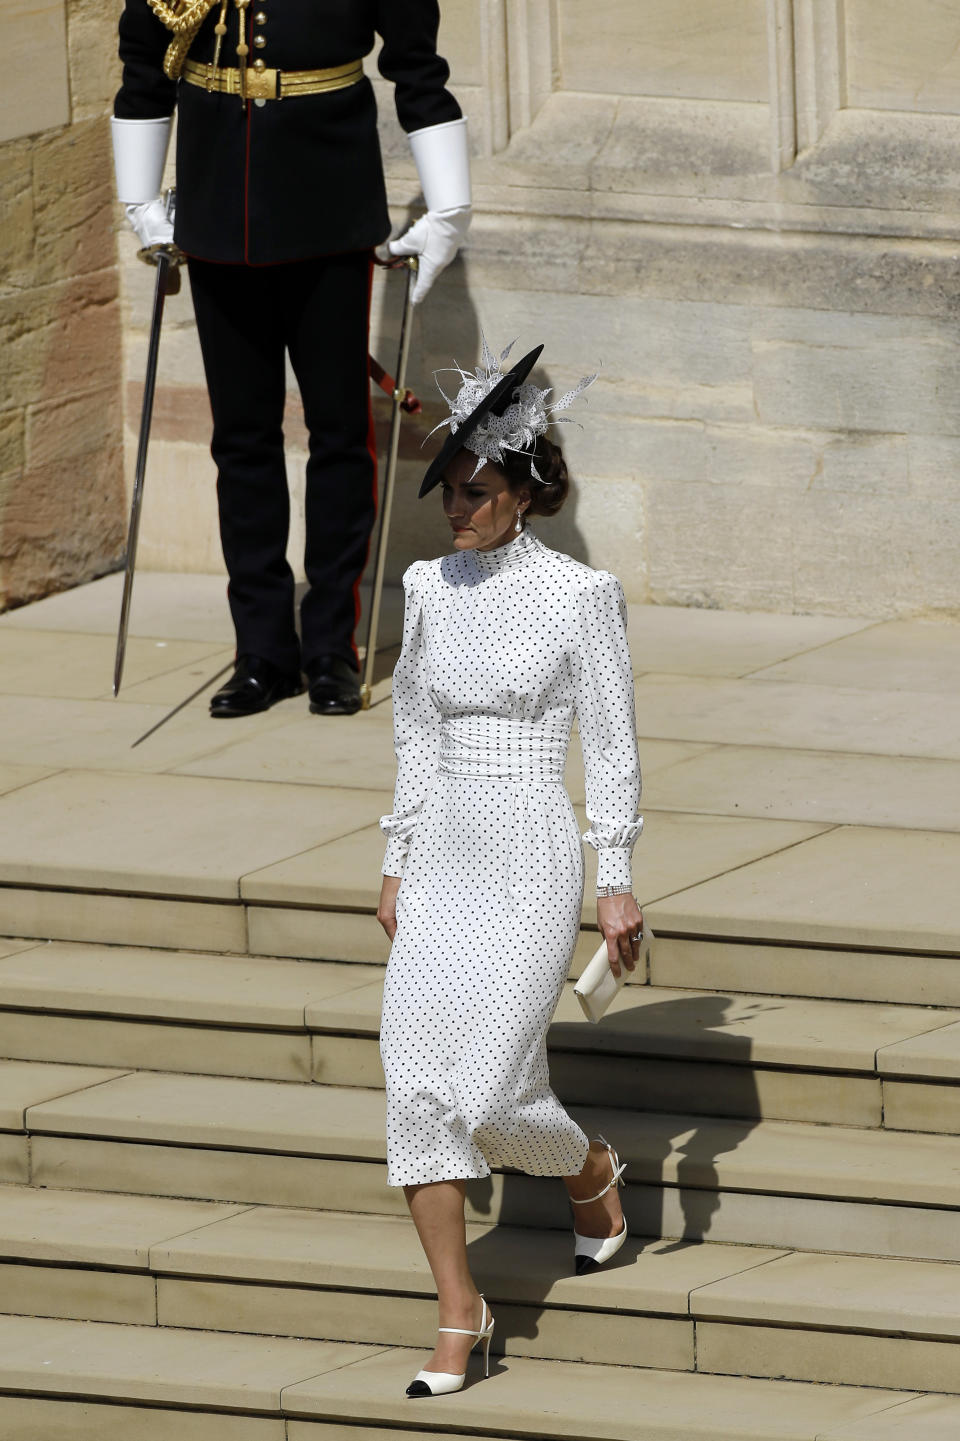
[522,354,592,567]
[461,988,768,1356]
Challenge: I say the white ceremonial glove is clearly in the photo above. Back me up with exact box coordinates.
[389,207,470,304]
[388,116,471,304]
[125,197,175,249]
[112,116,174,247]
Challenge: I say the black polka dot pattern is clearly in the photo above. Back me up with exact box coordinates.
[379,526,642,1187]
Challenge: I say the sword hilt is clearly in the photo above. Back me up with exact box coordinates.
[137,191,185,292]
[137,242,186,267]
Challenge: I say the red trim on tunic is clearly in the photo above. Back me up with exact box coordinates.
[243,101,253,263]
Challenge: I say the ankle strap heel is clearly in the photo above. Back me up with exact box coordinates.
[571,1137,628,1276]
[406,1297,495,1397]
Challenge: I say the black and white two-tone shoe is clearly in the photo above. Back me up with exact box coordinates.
[406,1297,495,1398]
[570,1135,628,1275]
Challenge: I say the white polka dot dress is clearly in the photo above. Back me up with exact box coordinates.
[379,526,642,1188]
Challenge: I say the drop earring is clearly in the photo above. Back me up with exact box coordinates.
[515,510,523,533]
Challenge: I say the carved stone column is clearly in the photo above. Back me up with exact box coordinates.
[767,0,798,172]
[478,0,558,155]
[478,0,509,156]
[767,0,847,172]
[506,0,558,135]
[793,0,846,153]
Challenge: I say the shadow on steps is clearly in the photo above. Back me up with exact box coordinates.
[464,989,763,1354]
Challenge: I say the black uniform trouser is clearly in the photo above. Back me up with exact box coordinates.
[187,251,377,676]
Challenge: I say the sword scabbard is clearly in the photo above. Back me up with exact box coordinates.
[360,256,418,710]
[113,251,172,697]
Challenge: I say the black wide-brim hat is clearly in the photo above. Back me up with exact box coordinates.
[418,343,544,498]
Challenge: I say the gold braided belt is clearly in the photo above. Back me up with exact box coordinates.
[182,57,363,100]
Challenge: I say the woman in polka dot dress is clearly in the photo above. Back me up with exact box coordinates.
[377,342,643,1397]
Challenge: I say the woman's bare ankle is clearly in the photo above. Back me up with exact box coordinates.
[564,1141,623,1239]
[437,1287,483,1327]
[564,1139,608,1202]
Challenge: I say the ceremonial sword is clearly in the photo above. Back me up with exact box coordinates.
[360,254,418,710]
[112,189,183,697]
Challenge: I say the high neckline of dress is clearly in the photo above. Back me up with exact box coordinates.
[470,526,541,575]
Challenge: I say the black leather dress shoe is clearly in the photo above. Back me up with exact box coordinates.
[209,656,303,718]
[306,654,362,716]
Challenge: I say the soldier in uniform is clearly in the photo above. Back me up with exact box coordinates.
[112,1,470,716]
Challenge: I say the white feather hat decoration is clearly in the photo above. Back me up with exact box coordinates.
[427,335,597,485]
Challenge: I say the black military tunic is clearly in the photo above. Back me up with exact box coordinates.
[116,0,461,263]
[114,1,462,678]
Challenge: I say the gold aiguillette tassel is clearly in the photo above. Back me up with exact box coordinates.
[234,0,250,107]
[210,0,228,86]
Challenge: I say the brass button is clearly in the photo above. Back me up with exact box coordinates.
[254,11,267,23]
[253,33,266,48]
[252,57,266,72]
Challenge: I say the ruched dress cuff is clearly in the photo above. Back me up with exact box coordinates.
[584,815,644,893]
[380,814,417,878]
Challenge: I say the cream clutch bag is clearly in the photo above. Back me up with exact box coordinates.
[573,923,654,1024]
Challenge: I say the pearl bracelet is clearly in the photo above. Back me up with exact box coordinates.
[596,884,633,898]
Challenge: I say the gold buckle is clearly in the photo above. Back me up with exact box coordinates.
[244,67,278,100]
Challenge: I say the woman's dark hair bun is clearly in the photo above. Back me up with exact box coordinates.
[501,435,570,517]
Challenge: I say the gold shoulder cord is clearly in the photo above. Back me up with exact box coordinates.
[146,0,246,90]
[146,0,218,79]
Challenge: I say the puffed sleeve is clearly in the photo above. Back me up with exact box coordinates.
[115,0,178,119]
[375,0,463,133]
[573,571,643,891]
[380,562,441,877]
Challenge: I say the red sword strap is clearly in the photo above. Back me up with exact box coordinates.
[369,354,421,415]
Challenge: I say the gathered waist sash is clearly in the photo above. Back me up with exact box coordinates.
[438,715,569,783]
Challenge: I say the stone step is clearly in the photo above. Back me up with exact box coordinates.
[15,1066,960,1260]
[3,1186,960,1392]
[3,941,960,1128]
[0,942,384,1083]
[0,1057,133,1184]
[0,1312,380,1424]
[2,774,958,1007]
[0,1312,954,1441]
[652,935,960,1011]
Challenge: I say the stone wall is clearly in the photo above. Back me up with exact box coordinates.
[126,1,960,618]
[0,0,125,611]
